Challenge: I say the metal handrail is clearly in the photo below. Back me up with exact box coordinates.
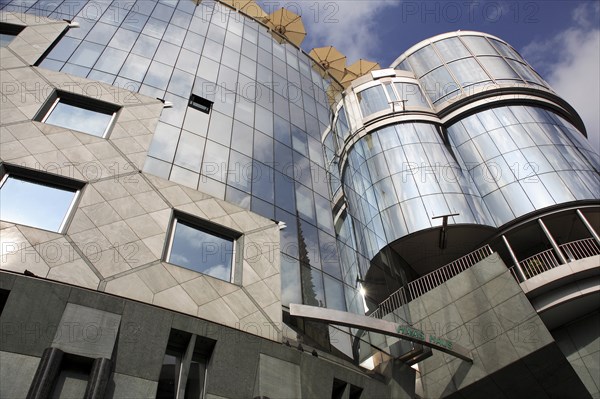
[559,237,600,261]
[511,238,600,281]
[370,245,493,319]
[518,248,560,278]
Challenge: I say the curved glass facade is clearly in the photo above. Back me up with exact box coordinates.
[447,105,599,225]
[395,33,549,104]
[342,122,491,259]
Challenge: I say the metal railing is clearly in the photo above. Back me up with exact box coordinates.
[511,237,600,281]
[370,245,493,319]
[560,237,600,262]
[518,248,560,279]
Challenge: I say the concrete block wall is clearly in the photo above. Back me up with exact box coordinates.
[384,253,558,398]
[0,272,391,398]
[553,311,600,398]
[0,13,282,341]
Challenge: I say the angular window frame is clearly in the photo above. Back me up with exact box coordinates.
[0,163,84,233]
[35,90,120,138]
[164,211,243,284]
[0,22,24,47]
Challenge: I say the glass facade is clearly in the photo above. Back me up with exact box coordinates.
[341,122,491,259]
[395,34,549,104]
[447,105,599,225]
[0,0,359,313]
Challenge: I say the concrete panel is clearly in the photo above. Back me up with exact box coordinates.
[0,276,69,356]
[105,372,158,399]
[256,353,301,399]
[51,303,121,359]
[113,301,172,381]
[0,351,40,399]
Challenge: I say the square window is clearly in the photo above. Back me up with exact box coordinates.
[36,91,120,138]
[0,23,24,47]
[0,165,83,233]
[189,94,213,114]
[165,212,241,283]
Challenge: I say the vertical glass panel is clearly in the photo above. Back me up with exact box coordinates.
[169,220,233,281]
[484,190,514,225]
[68,41,104,68]
[489,38,522,60]
[301,266,325,307]
[393,83,429,108]
[462,36,498,55]
[357,85,389,117]
[174,132,205,173]
[408,45,441,76]
[281,254,302,306]
[323,275,346,311]
[400,197,431,232]
[478,56,521,80]
[434,37,471,61]
[420,66,458,103]
[0,176,76,232]
[447,58,490,86]
[94,47,128,75]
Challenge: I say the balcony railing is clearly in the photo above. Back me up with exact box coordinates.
[509,237,600,281]
[519,248,560,279]
[560,238,600,262]
[370,245,493,319]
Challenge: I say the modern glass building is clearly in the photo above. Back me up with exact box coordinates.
[0,1,598,398]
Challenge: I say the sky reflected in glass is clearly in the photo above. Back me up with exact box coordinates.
[169,221,233,281]
[0,176,76,232]
[45,102,113,137]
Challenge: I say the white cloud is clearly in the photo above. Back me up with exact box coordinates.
[522,3,600,154]
[258,0,399,63]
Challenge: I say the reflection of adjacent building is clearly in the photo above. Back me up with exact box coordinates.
[0,0,599,396]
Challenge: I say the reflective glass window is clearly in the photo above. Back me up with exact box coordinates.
[393,83,429,108]
[42,98,116,138]
[357,85,389,117]
[478,56,521,81]
[462,36,497,55]
[420,67,459,103]
[167,218,236,282]
[408,45,441,76]
[447,58,490,86]
[489,38,522,60]
[0,174,79,233]
[433,37,471,62]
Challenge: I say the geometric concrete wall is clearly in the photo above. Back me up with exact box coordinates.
[1,12,281,341]
[383,253,591,398]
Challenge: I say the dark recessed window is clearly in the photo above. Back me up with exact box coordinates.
[0,23,24,47]
[189,94,213,114]
[37,91,119,138]
[165,212,239,283]
[0,164,83,233]
[157,329,215,399]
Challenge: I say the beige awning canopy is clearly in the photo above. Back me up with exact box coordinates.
[266,8,306,47]
[309,46,347,82]
[341,59,381,87]
[240,1,268,21]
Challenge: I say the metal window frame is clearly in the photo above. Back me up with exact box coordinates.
[0,163,84,234]
[164,211,242,285]
[36,90,120,139]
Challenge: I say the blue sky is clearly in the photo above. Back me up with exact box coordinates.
[258,0,599,150]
